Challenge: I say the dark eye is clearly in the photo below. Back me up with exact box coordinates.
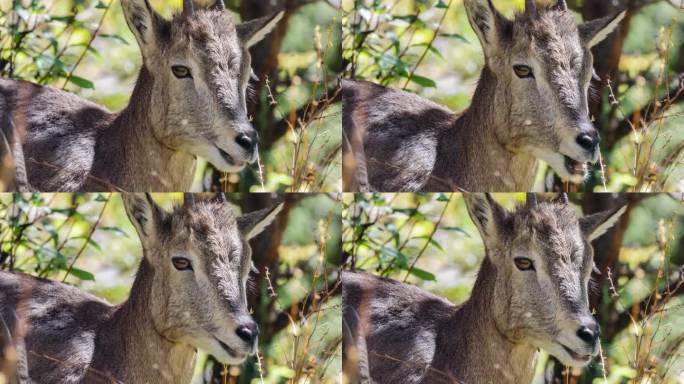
[172,257,193,271]
[513,65,534,79]
[171,65,192,79]
[514,257,535,271]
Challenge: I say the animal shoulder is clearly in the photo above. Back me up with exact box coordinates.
[344,272,455,325]
[0,79,116,191]
[344,272,457,384]
[343,81,458,191]
[0,271,114,383]
[0,271,113,327]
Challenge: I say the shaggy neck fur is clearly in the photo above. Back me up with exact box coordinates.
[87,68,196,192]
[89,258,196,383]
[429,69,538,192]
[431,257,538,383]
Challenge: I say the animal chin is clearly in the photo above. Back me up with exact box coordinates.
[213,336,249,364]
[215,146,248,173]
[529,148,588,185]
[563,155,588,180]
[558,343,593,367]
[546,153,587,184]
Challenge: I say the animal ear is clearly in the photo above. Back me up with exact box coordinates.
[463,194,509,242]
[578,11,626,49]
[579,205,627,242]
[236,11,284,49]
[120,0,167,60]
[122,193,165,241]
[464,0,511,59]
[237,203,284,240]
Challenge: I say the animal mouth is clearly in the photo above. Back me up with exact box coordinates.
[214,336,243,359]
[216,146,245,168]
[561,344,592,362]
[564,155,587,177]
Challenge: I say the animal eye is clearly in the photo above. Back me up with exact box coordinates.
[514,257,535,271]
[171,65,192,79]
[513,65,534,79]
[172,257,193,271]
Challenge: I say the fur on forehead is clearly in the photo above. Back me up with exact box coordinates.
[159,199,240,244]
[168,8,240,53]
[510,201,586,262]
[514,201,579,232]
[509,201,582,242]
[510,7,583,58]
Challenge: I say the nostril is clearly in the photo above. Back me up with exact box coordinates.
[235,134,254,151]
[235,323,258,344]
[576,134,596,152]
[576,325,598,345]
[235,326,253,343]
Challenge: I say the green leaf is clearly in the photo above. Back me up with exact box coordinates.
[100,226,129,237]
[408,74,436,88]
[99,33,129,45]
[441,226,470,237]
[413,235,444,252]
[393,15,419,23]
[435,0,449,9]
[68,267,95,281]
[67,75,94,89]
[439,33,470,44]
[408,267,436,281]
[72,236,102,252]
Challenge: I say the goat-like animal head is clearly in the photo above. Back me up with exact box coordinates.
[122,193,282,364]
[464,0,624,183]
[464,193,625,367]
[120,0,283,173]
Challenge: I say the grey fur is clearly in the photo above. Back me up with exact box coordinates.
[342,194,626,383]
[0,1,282,192]
[343,1,625,192]
[0,195,282,383]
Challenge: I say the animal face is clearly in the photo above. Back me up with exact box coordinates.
[464,193,625,367]
[122,194,282,364]
[464,0,624,183]
[120,0,282,173]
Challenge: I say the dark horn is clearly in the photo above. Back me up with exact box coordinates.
[184,193,195,206]
[526,193,538,208]
[525,0,537,16]
[214,0,225,10]
[557,0,568,10]
[183,0,194,16]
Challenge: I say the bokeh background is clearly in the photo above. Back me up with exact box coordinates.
[342,0,684,192]
[343,193,684,383]
[0,193,342,383]
[0,0,342,192]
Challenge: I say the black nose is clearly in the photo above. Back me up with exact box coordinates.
[576,132,599,153]
[235,132,256,152]
[235,322,259,344]
[576,323,600,345]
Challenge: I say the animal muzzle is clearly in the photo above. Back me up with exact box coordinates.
[234,129,259,162]
[559,121,600,178]
[559,316,600,362]
[574,128,600,163]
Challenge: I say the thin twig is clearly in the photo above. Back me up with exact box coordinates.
[61,194,111,282]
[61,0,113,89]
